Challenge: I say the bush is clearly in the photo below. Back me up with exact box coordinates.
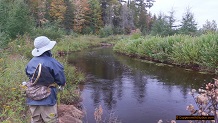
[0,55,29,122]
[31,22,65,40]
[0,32,9,49]
[99,25,113,38]
[0,0,34,48]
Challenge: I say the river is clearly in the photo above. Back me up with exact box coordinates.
[68,47,215,123]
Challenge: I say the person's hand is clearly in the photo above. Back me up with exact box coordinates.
[58,86,64,91]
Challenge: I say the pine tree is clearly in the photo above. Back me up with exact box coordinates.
[1,0,33,38]
[179,8,197,35]
[63,0,74,34]
[201,20,217,33]
[138,3,147,34]
[151,13,171,36]
[120,4,135,34]
[87,0,103,34]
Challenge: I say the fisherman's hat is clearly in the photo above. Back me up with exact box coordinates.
[32,36,56,56]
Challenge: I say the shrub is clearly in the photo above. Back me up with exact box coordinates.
[0,32,9,49]
[187,79,218,123]
[99,25,113,38]
[31,27,65,41]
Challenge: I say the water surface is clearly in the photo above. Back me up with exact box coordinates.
[68,47,214,123]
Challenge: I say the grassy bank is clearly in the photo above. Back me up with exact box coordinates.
[113,33,218,74]
[0,35,121,122]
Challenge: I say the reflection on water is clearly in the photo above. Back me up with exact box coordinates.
[68,47,215,123]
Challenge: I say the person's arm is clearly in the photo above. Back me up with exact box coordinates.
[50,60,66,86]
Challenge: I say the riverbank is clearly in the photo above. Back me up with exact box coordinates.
[0,35,121,122]
[113,33,218,74]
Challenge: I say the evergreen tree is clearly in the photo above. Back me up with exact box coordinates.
[201,20,217,33]
[86,0,103,34]
[100,0,119,26]
[167,9,176,35]
[112,4,123,34]
[0,0,10,33]
[138,3,147,34]
[120,4,135,34]
[63,0,74,34]
[1,0,33,38]
[151,13,171,36]
[179,8,197,35]
[146,12,155,34]
[128,1,140,28]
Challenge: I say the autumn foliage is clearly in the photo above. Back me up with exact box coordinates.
[49,0,66,22]
[73,0,90,33]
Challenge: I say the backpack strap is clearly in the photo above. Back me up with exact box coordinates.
[31,63,42,85]
[48,83,57,87]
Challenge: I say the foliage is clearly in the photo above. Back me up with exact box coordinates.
[31,26,65,40]
[187,79,218,123]
[99,25,114,38]
[151,13,172,36]
[7,34,33,59]
[0,0,204,38]
[53,35,102,54]
[86,0,103,34]
[201,20,217,34]
[73,0,90,33]
[49,0,66,22]
[113,33,218,74]
[0,54,30,122]
[179,8,197,35]
[26,0,49,28]
[63,0,74,34]
[120,4,135,34]
[0,0,34,39]
[0,0,10,33]
[57,58,85,105]
[138,4,147,34]
[0,32,9,49]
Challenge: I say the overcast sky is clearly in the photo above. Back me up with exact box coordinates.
[149,0,218,29]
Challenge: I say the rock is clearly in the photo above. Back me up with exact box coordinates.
[58,104,84,123]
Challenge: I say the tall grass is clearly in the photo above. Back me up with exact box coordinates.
[53,35,122,54]
[0,54,30,122]
[113,33,218,73]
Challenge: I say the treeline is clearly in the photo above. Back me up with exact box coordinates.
[0,0,217,48]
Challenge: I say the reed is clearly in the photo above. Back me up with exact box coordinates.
[113,33,218,73]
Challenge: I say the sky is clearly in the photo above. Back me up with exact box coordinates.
[148,0,218,29]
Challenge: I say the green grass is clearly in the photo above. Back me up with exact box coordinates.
[113,33,218,73]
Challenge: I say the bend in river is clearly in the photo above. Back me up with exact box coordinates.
[68,47,214,123]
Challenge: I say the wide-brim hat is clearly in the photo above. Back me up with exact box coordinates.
[32,36,56,57]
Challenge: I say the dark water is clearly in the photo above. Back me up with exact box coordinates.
[68,47,215,123]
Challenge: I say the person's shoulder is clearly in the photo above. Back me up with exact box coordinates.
[45,57,62,65]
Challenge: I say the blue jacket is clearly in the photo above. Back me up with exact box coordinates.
[25,51,66,106]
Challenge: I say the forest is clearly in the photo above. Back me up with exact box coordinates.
[0,0,217,48]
